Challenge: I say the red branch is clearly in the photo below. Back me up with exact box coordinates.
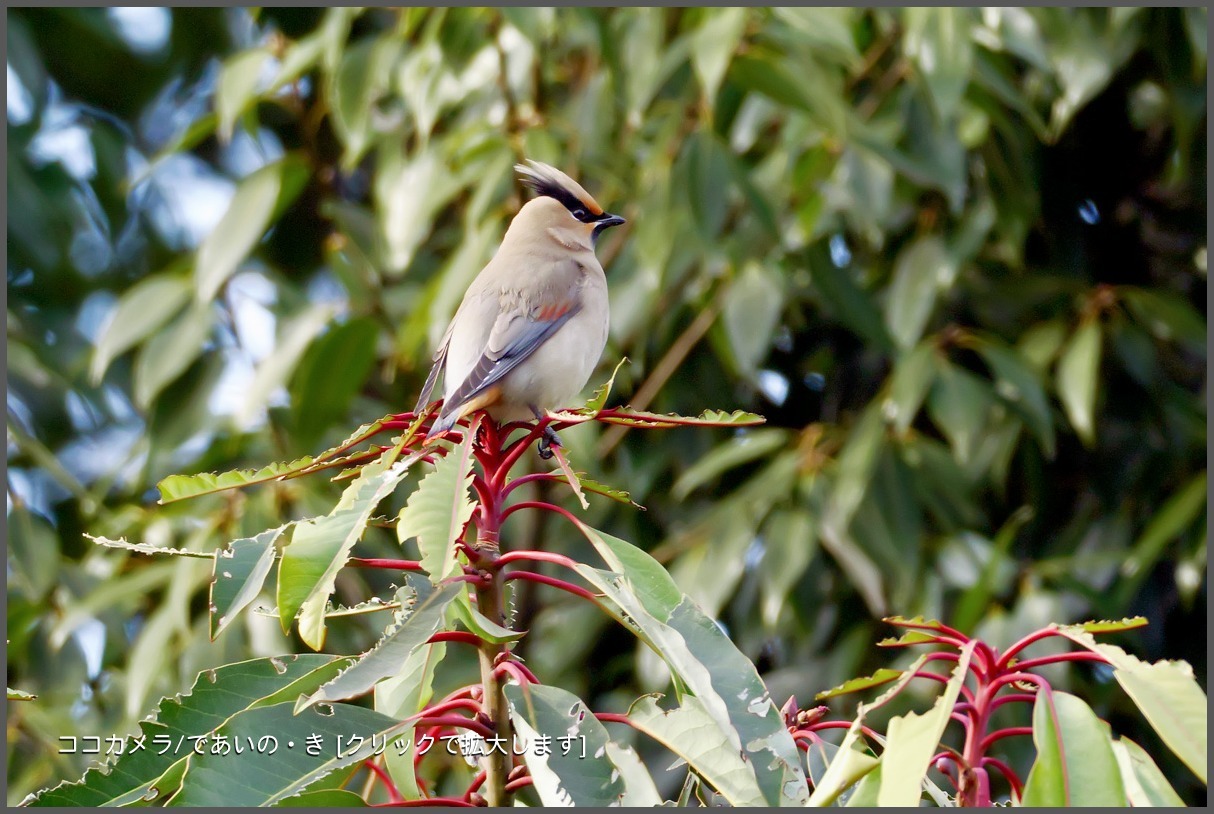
[503,570,600,602]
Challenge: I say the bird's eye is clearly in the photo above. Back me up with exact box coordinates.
[572,208,586,220]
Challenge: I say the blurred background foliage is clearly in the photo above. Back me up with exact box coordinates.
[6,6,1207,804]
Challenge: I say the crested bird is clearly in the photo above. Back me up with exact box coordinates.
[414,159,625,457]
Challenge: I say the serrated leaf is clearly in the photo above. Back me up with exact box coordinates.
[158,456,318,504]
[1076,617,1148,634]
[506,683,657,806]
[24,655,337,807]
[577,357,629,414]
[397,423,478,581]
[448,590,524,644]
[278,454,419,648]
[299,580,461,710]
[211,525,291,639]
[195,154,309,302]
[169,702,408,807]
[878,642,975,805]
[806,714,879,806]
[89,273,191,383]
[1055,318,1103,446]
[876,630,940,647]
[84,534,213,558]
[8,688,36,701]
[815,669,904,700]
[1057,626,1207,783]
[569,406,766,429]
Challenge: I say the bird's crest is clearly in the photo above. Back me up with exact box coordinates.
[515,159,604,219]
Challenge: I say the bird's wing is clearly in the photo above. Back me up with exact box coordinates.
[440,288,582,419]
[413,320,454,414]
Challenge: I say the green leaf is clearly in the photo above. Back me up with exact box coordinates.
[1057,626,1207,784]
[903,8,974,120]
[672,428,788,499]
[375,637,446,800]
[885,236,955,352]
[1111,736,1186,807]
[683,130,734,239]
[396,426,477,581]
[970,335,1057,457]
[574,561,809,806]
[158,457,318,504]
[815,669,904,700]
[1022,690,1128,806]
[8,688,36,701]
[1076,617,1148,634]
[1121,286,1207,355]
[195,154,310,302]
[216,47,271,141]
[447,592,525,644]
[299,579,462,710]
[330,35,400,169]
[691,8,747,101]
[506,683,660,807]
[89,272,192,383]
[730,54,815,113]
[883,341,937,435]
[211,525,291,640]
[168,702,407,807]
[806,715,879,806]
[278,453,418,648]
[133,301,215,408]
[926,360,992,466]
[758,509,817,627]
[24,655,338,807]
[1120,472,1207,587]
[237,303,335,429]
[289,316,381,447]
[722,261,785,376]
[1056,317,1102,446]
[274,789,367,807]
[557,406,765,429]
[809,251,895,352]
[877,642,975,805]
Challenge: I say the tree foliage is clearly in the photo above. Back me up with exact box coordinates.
[6,6,1206,805]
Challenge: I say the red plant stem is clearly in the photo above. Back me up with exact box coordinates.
[982,756,1024,800]
[414,715,494,739]
[494,549,581,571]
[796,721,882,740]
[350,558,424,571]
[501,471,560,497]
[364,759,404,804]
[501,500,582,526]
[373,798,478,808]
[504,776,535,793]
[419,698,484,719]
[998,627,1065,669]
[493,660,535,687]
[427,631,485,648]
[980,727,1034,751]
[989,693,1037,713]
[494,657,540,685]
[495,427,547,488]
[594,712,633,726]
[886,617,970,646]
[988,671,1050,695]
[463,770,488,803]
[503,570,600,603]
[1011,651,1108,671]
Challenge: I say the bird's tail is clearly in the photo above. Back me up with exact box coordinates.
[426,408,459,439]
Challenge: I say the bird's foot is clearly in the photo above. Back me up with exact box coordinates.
[537,426,561,460]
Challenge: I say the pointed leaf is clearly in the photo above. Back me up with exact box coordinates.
[169,702,408,807]
[1111,736,1186,807]
[211,525,291,639]
[885,236,955,352]
[1022,690,1127,806]
[90,273,191,383]
[877,642,975,805]
[133,301,215,408]
[1055,318,1102,446]
[506,683,659,806]
[216,47,272,141]
[278,454,418,648]
[300,580,462,710]
[815,669,904,700]
[24,655,338,807]
[883,341,937,434]
[806,714,879,806]
[195,154,309,301]
[397,423,477,581]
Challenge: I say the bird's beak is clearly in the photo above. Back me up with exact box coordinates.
[597,213,626,229]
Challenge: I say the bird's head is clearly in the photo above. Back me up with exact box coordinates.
[514,159,625,247]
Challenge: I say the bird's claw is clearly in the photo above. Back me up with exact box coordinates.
[538,426,561,460]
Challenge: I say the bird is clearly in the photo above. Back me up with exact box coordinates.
[414,159,625,457]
